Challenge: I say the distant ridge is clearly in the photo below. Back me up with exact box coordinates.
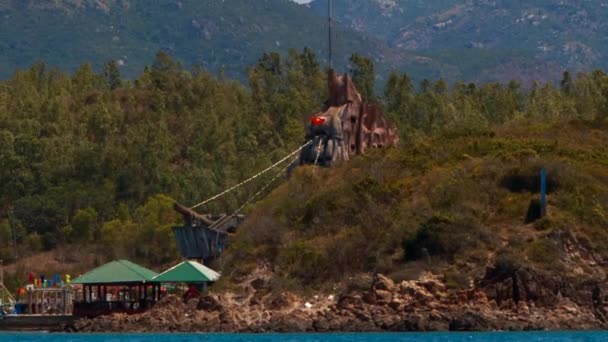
[2,0,607,83]
[309,0,608,83]
[0,0,445,81]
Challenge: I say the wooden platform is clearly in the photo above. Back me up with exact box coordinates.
[0,314,74,331]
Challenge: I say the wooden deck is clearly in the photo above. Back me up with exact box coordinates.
[0,314,74,331]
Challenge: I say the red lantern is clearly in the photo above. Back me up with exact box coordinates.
[311,116,326,126]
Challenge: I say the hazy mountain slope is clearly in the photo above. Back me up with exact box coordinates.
[0,0,446,80]
[3,0,607,86]
[310,0,608,83]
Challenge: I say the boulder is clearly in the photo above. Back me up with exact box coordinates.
[265,292,299,310]
[362,292,377,305]
[449,311,489,331]
[312,317,331,332]
[388,299,403,311]
[337,294,362,310]
[219,309,236,325]
[186,298,198,311]
[374,289,393,305]
[267,309,313,332]
[373,274,396,292]
[250,278,268,290]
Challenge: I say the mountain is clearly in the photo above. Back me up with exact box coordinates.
[310,0,608,83]
[2,0,608,90]
[0,0,447,80]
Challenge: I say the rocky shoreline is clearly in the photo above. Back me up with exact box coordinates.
[70,265,608,333]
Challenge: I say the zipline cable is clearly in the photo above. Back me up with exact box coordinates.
[189,140,312,210]
[313,138,323,171]
[207,155,300,233]
[232,155,300,216]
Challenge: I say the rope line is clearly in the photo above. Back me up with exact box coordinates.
[313,138,323,171]
[189,140,312,210]
[206,155,299,233]
[232,155,299,216]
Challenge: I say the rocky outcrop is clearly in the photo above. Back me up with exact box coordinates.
[73,269,608,333]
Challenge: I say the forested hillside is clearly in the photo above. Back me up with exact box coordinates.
[225,69,608,290]
[2,47,608,291]
[0,49,328,267]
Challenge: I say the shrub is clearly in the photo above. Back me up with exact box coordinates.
[42,232,58,251]
[525,199,543,223]
[25,233,43,253]
[501,168,559,194]
[404,223,444,260]
[403,216,488,262]
[277,240,328,285]
[485,251,522,281]
[527,239,560,266]
[444,270,469,290]
[71,207,98,242]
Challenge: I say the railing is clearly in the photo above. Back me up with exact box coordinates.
[73,300,156,318]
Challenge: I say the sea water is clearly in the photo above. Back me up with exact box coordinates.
[1,332,608,342]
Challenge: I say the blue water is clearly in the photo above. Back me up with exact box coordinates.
[1,332,608,342]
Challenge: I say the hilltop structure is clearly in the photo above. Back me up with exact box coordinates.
[299,69,399,167]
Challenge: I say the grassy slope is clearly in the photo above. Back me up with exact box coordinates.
[223,119,608,290]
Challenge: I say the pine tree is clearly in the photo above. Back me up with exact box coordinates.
[103,60,122,90]
[349,53,376,101]
[561,70,573,95]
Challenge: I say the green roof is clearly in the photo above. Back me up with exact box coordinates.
[72,260,158,285]
[152,261,220,283]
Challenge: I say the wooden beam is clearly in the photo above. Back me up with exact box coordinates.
[174,202,215,226]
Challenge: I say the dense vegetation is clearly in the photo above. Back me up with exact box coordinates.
[224,67,608,289]
[227,115,608,292]
[0,49,327,267]
[2,47,608,292]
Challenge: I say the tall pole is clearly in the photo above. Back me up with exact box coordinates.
[540,167,547,217]
[328,0,333,69]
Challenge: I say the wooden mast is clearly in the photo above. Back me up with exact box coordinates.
[328,0,333,69]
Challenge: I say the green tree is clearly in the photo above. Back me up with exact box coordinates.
[384,72,416,131]
[71,63,102,94]
[151,51,184,90]
[25,233,43,253]
[561,70,573,95]
[349,53,376,101]
[71,207,98,242]
[132,194,180,264]
[103,60,122,90]
[420,79,431,93]
[0,220,14,260]
[433,79,448,95]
